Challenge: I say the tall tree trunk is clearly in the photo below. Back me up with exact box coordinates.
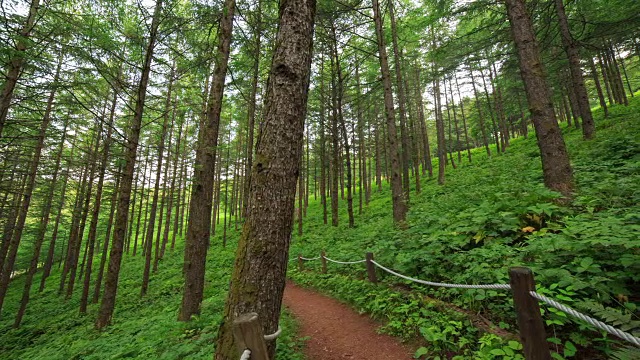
[179,0,235,321]
[355,61,369,205]
[374,124,382,190]
[597,52,614,105]
[331,24,354,228]
[554,0,595,139]
[79,85,117,314]
[0,58,59,316]
[490,63,510,151]
[0,0,40,139]
[133,149,150,256]
[14,114,67,327]
[454,74,472,162]
[59,140,91,295]
[171,118,188,250]
[0,174,26,274]
[404,76,421,193]
[469,68,491,157]
[434,75,446,185]
[448,78,463,163]
[330,54,340,227]
[443,79,457,169]
[372,0,408,222]
[40,125,77,292]
[319,58,328,225]
[607,44,628,105]
[388,0,411,200]
[95,0,163,329]
[92,168,121,304]
[504,0,573,196]
[154,93,175,272]
[66,117,102,299]
[142,127,168,296]
[588,55,608,117]
[617,48,633,97]
[480,69,500,153]
[242,0,262,218]
[214,0,316,355]
[415,67,433,176]
[161,111,182,261]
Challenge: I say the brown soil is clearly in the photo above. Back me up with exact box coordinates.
[282,281,414,360]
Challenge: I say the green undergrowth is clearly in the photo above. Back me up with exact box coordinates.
[0,230,305,359]
[290,267,525,359]
[290,97,640,359]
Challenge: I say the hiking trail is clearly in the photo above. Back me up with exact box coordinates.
[283,281,414,359]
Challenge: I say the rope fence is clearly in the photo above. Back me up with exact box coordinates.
[324,256,366,265]
[530,291,640,347]
[292,251,640,357]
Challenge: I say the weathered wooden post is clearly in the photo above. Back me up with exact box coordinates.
[232,312,270,360]
[509,267,551,360]
[321,250,327,274]
[365,252,377,283]
[297,254,303,271]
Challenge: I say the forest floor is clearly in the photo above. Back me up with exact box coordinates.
[283,280,413,359]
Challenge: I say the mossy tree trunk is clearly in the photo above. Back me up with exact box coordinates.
[372,0,407,222]
[179,0,235,321]
[504,0,573,196]
[214,0,316,357]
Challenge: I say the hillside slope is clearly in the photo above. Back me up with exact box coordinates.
[289,98,640,359]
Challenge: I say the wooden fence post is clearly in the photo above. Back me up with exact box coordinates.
[321,250,327,274]
[509,267,551,360]
[365,252,377,283]
[232,312,270,360]
[298,254,303,271]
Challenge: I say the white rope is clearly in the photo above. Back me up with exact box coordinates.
[371,260,512,290]
[530,291,640,348]
[240,349,251,360]
[263,326,282,341]
[323,256,367,265]
[300,256,321,261]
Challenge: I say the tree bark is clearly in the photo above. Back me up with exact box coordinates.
[95,0,163,329]
[330,54,340,227]
[40,124,77,292]
[504,0,573,196]
[331,24,354,228]
[243,0,262,218]
[92,167,121,304]
[179,0,235,321]
[434,76,446,185]
[319,58,328,225]
[469,68,491,157]
[15,105,66,327]
[588,55,608,117]
[0,0,41,139]
[554,0,594,139]
[79,84,117,314]
[454,74,472,162]
[0,56,58,316]
[388,0,411,200]
[414,67,433,176]
[214,0,316,356]
[372,0,407,222]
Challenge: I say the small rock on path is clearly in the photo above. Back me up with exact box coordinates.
[283,281,414,360]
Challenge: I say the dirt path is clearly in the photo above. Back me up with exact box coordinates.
[282,281,414,360]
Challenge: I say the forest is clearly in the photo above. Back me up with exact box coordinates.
[0,0,639,358]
